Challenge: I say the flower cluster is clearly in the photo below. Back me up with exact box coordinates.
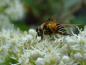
[0,0,24,30]
[0,26,86,65]
[0,28,37,65]
[5,0,24,20]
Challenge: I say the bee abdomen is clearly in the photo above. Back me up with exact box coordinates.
[56,24,69,35]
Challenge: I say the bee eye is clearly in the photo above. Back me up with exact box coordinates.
[48,18,51,21]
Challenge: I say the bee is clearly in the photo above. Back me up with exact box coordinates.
[36,18,71,39]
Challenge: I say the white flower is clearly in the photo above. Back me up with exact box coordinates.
[26,34,33,41]
[74,53,83,60]
[61,55,74,65]
[11,64,18,65]
[62,55,70,62]
[18,50,30,65]
[64,36,79,45]
[59,61,65,65]
[30,50,42,60]
[83,53,86,60]
[70,44,81,51]
[0,14,12,29]
[64,36,74,43]
[29,29,37,37]
[5,0,24,20]
[37,36,41,41]
[36,58,45,65]
[0,0,10,7]
[13,47,19,54]
[44,53,59,65]
[22,34,33,43]
[0,58,4,63]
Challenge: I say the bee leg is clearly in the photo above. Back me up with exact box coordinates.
[55,34,59,38]
[41,34,43,40]
[49,34,52,38]
[36,34,38,38]
[42,30,46,40]
[54,35,57,39]
[49,34,55,40]
[49,35,52,40]
[51,34,57,40]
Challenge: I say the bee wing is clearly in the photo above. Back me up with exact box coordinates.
[62,24,80,35]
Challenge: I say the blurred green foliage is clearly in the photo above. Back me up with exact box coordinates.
[23,0,63,21]
[13,22,29,31]
[13,0,86,30]
[23,0,86,24]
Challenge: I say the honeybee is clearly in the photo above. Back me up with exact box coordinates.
[36,17,71,39]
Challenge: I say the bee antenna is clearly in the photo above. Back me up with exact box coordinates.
[48,17,51,21]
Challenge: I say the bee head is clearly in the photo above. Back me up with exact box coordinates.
[36,27,43,37]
